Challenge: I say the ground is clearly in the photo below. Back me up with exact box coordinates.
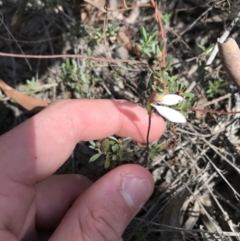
[1,0,240,240]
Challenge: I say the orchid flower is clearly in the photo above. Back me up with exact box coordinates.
[151,94,187,123]
[156,94,183,106]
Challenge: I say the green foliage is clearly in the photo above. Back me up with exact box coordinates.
[62,59,83,92]
[175,96,194,119]
[61,58,98,98]
[151,69,195,119]
[105,24,119,40]
[19,77,41,96]
[89,153,102,162]
[138,26,159,58]
[149,143,165,160]
[197,43,214,53]
[92,28,103,42]
[161,13,171,24]
[206,79,227,98]
[154,70,193,97]
[93,24,119,43]
[89,137,132,169]
[197,43,214,67]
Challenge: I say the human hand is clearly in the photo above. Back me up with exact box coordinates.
[0,99,165,241]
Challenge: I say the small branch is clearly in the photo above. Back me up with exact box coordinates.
[0,52,147,65]
[195,93,231,108]
[189,108,240,115]
[180,6,213,36]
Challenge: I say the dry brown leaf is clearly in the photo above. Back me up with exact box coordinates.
[117,30,133,51]
[80,9,89,23]
[117,29,142,57]
[0,79,48,112]
[218,38,240,90]
[84,0,106,12]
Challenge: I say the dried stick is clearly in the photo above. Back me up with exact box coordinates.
[0,52,147,65]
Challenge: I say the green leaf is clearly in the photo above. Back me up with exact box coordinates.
[72,59,77,70]
[148,31,158,42]
[112,155,118,161]
[198,44,206,52]
[103,138,110,152]
[152,43,159,55]
[89,140,96,147]
[89,153,101,162]
[141,26,148,42]
[104,158,110,169]
[205,43,214,52]
[156,86,164,93]
[163,71,169,82]
[184,92,194,99]
[112,144,119,152]
[162,13,171,24]
[66,59,70,69]
[108,141,115,148]
[165,55,173,70]
[143,49,151,57]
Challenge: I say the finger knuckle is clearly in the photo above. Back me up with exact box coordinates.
[79,207,119,241]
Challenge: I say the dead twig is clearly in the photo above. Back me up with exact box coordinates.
[0,52,147,65]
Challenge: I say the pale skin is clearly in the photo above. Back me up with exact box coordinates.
[0,99,165,241]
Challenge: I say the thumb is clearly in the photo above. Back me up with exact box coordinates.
[49,164,154,241]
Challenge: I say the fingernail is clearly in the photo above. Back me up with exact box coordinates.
[120,174,151,209]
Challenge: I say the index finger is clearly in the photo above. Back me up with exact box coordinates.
[0,99,165,184]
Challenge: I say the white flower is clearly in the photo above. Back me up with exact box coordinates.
[151,105,187,123]
[151,94,187,123]
[157,94,183,106]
